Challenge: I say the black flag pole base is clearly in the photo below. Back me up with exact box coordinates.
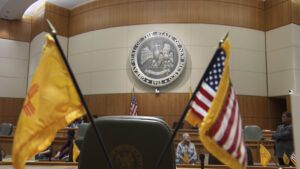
[46,19,115,169]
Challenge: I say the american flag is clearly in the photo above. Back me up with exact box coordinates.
[188,39,247,169]
[291,152,296,166]
[130,93,138,116]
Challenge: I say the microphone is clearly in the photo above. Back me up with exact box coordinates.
[199,153,205,169]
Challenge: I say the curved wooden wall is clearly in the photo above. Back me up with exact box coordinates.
[265,0,300,31]
[2,0,300,41]
[0,16,31,42]
[31,2,69,40]
[69,0,265,36]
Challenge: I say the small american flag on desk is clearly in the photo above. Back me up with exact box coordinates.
[130,92,138,116]
[291,152,297,166]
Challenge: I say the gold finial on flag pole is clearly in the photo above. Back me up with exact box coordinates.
[46,19,57,35]
[219,31,229,48]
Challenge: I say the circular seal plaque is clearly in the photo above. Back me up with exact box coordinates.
[130,31,186,87]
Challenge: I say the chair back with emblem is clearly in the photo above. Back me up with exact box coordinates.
[0,123,13,136]
[78,116,176,169]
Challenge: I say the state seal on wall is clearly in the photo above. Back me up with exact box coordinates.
[130,31,186,87]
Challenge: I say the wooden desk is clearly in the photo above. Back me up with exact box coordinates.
[1,128,276,163]
[177,164,295,169]
[1,162,294,169]
[0,135,68,157]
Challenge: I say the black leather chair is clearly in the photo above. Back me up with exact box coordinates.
[75,123,89,150]
[69,123,89,162]
[0,123,13,135]
[78,116,175,169]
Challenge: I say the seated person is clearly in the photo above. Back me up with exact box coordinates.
[35,144,52,160]
[54,129,74,160]
[176,133,197,164]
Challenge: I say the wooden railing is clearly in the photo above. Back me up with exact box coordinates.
[0,128,276,163]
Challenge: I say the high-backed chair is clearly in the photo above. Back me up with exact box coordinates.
[75,123,89,149]
[68,123,89,162]
[78,116,175,169]
[244,125,263,140]
[0,123,13,135]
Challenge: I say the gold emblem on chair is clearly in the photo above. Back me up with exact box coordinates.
[110,144,143,169]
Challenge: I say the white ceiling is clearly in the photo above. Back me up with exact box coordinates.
[0,0,92,20]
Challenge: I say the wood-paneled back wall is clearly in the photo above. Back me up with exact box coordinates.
[0,94,285,130]
[0,0,292,129]
[1,0,300,41]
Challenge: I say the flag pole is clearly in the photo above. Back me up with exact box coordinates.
[271,155,280,168]
[46,19,115,169]
[153,32,229,169]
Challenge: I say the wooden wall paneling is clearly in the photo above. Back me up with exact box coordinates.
[286,95,291,113]
[44,2,70,37]
[0,98,24,125]
[267,97,286,129]
[69,0,265,36]
[265,0,292,31]
[265,0,289,8]
[84,93,189,127]
[0,19,10,39]
[292,0,300,25]
[0,93,286,129]
[237,95,285,130]
[237,95,268,129]
[0,16,31,42]
[31,2,69,40]
[82,94,285,130]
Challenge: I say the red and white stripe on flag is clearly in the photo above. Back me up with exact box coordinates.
[291,152,297,166]
[189,39,247,169]
[130,93,138,116]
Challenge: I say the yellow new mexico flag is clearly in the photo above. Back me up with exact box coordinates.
[73,140,80,162]
[12,34,86,169]
[283,152,290,165]
[185,86,202,127]
[259,144,271,166]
